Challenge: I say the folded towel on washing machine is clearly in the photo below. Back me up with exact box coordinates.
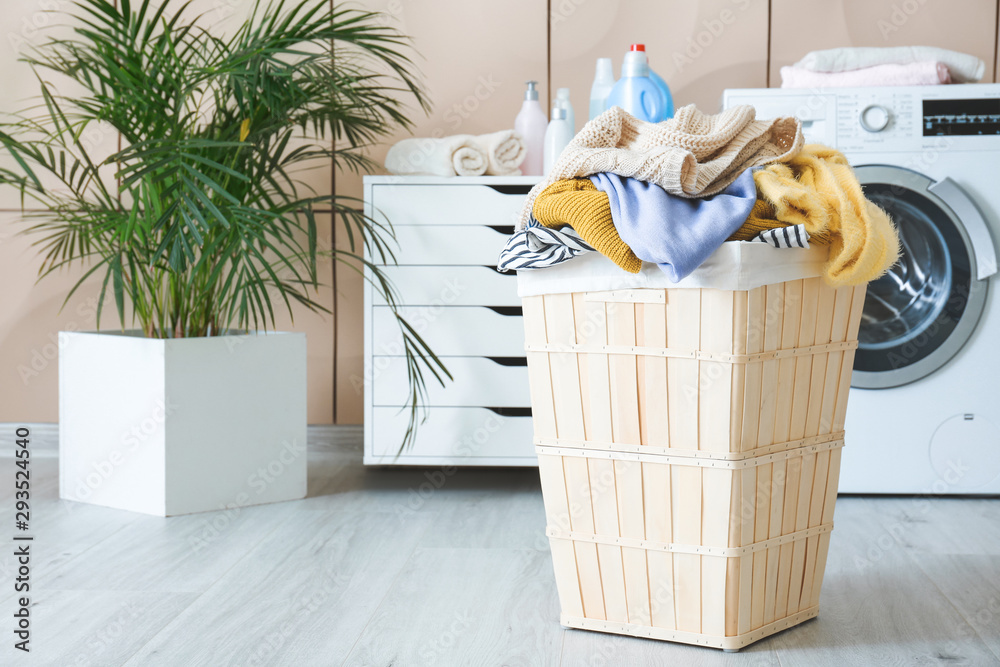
[754,145,901,286]
[781,61,951,88]
[793,46,985,83]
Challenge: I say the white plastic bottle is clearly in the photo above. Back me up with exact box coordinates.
[543,107,573,175]
[514,80,548,176]
[555,87,575,133]
[589,58,615,121]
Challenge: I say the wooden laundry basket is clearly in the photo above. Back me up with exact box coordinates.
[523,277,867,651]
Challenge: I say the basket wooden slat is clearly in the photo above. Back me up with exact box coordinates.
[526,280,867,650]
[539,439,844,650]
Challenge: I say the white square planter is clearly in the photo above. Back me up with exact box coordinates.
[58,331,308,516]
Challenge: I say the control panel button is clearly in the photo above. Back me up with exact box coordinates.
[860,104,891,133]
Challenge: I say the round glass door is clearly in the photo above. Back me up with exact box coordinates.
[852,166,989,389]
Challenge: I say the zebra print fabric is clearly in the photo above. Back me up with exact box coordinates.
[498,221,810,273]
[751,224,811,248]
[497,219,595,272]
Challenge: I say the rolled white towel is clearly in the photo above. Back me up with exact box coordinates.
[794,46,985,83]
[472,130,526,175]
[384,135,487,177]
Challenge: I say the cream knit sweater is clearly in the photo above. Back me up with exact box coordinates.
[518,104,803,229]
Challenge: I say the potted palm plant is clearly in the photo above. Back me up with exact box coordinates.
[0,0,445,515]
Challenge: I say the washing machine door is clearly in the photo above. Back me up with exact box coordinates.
[852,165,996,389]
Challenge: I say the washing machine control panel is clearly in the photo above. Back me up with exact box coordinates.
[835,91,920,152]
[723,86,1000,153]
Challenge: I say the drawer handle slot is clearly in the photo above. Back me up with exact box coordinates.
[484,185,533,195]
[486,356,528,367]
[483,306,523,317]
[484,265,518,275]
[483,407,532,417]
[487,225,516,235]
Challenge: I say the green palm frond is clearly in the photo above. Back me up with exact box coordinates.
[0,0,442,451]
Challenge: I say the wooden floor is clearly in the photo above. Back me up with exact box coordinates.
[3,426,999,666]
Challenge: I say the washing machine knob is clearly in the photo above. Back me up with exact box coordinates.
[860,104,891,133]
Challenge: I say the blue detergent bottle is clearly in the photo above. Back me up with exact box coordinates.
[626,43,674,119]
[605,43,666,122]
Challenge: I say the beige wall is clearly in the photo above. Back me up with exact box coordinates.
[0,0,334,424]
[2,0,999,424]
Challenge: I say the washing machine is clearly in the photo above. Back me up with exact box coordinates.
[723,84,1000,494]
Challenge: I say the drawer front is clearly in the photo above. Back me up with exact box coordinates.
[381,225,513,266]
[373,266,520,307]
[370,183,530,227]
[373,355,530,407]
[372,306,525,357]
[371,406,534,458]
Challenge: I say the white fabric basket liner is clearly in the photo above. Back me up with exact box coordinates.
[516,241,829,296]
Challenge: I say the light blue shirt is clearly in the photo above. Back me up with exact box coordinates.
[590,169,758,281]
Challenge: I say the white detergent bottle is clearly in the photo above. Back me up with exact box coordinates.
[589,58,615,120]
[555,87,576,134]
[543,107,573,175]
[514,80,548,176]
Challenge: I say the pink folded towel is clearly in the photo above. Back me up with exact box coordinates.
[781,61,951,88]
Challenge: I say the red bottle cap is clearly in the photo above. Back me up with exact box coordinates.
[630,44,646,52]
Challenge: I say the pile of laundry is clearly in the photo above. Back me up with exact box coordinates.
[498,104,900,287]
[385,130,525,177]
[781,46,985,88]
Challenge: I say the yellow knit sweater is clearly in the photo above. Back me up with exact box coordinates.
[532,179,642,273]
[532,145,898,285]
[754,144,900,286]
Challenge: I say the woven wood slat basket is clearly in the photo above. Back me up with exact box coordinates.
[524,278,867,651]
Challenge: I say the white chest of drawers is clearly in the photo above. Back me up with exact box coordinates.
[362,175,541,465]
